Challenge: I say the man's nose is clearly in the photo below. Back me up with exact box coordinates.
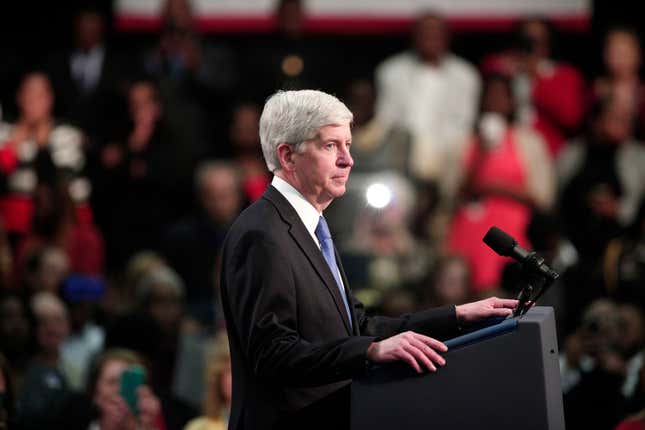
[338,145,354,168]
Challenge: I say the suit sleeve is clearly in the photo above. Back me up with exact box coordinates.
[351,295,460,341]
[223,229,376,387]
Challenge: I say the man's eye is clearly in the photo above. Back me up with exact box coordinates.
[325,143,335,149]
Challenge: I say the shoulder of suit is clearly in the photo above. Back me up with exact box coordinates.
[223,199,292,262]
[228,195,285,236]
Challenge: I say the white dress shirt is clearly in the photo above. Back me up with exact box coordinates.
[271,175,347,288]
[70,46,105,93]
[271,175,321,248]
[375,51,481,180]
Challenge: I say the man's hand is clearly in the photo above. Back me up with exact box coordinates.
[455,297,518,324]
[366,331,447,373]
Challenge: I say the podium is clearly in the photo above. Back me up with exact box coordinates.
[351,307,565,430]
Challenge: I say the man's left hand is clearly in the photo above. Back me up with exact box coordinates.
[455,297,518,324]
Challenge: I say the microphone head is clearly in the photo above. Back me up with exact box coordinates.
[483,226,516,257]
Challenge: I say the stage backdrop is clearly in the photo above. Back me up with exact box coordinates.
[114,0,591,34]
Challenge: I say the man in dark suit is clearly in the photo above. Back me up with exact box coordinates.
[46,6,126,145]
[220,90,517,430]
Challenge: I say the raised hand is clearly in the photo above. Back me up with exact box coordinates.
[137,385,162,430]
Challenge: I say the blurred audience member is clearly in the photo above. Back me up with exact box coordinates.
[143,0,236,159]
[341,173,431,304]
[0,293,31,392]
[424,254,472,308]
[0,222,12,289]
[59,275,106,390]
[561,300,644,430]
[500,210,579,338]
[14,182,104,283]
[93,79,188,272]
[593,26,645,139]
[614,363,645,430]
[379,288,418,318]
[604,197,645,310]
[163,162,244,326]
[446,74,554,293]
[345,78,413,175]
[616,411,645,430]
[0,72,90,248]
[375,12,481,184]
[561,299,622,427]
[99,250,169,319]
[482,18,585,156]
[558,95,645,263]
[616,305,645,405]
[107,265,185,390]
[20,246,69,294]
[58,348,165,430]
[106,264,197,428]
[226,103,270,202]
[184,332,231,430]
[47,5,126,145]
[17,292,71,429]
[0,353,16,430]
[145,0,237,96]
[240,0,334,98]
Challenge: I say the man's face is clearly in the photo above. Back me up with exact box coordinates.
[201,169,242,223]
[76,12,104,51]
[413,16,447,62]
[521,20,550,58]
[230,104,261,150]
[605,31,641,77]
[293,123,353,206]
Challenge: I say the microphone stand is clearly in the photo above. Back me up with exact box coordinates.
[512,252,559,318]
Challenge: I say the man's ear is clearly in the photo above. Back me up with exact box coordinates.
[276,143,296,171]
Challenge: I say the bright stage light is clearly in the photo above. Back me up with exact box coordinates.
[365,183,392,209]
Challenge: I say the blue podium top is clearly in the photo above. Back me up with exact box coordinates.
[445,317,519,350]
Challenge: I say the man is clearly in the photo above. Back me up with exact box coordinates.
[46,6,124,145]
[375,13,481,184]
[163,161,245,326]
[220,90,516,430]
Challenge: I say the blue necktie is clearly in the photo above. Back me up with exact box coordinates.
[315,216,353,328]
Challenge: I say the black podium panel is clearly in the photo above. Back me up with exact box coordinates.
[351,307,565,430]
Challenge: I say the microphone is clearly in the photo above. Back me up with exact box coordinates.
[483,226,560,316]
[483,226,559,282]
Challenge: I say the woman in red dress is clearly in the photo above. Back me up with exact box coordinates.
[446,74,555,293]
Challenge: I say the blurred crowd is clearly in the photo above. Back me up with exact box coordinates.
[0,0,645,429]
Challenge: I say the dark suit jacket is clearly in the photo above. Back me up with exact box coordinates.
[46,48,127,143]
[221,185,460,430]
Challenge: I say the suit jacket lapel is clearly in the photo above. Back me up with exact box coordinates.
[263,186,353,334]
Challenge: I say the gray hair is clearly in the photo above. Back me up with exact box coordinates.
[194,160,241,193]
[259,89,353,172]
[135,265,185,304]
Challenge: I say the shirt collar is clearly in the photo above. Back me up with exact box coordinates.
[74,45,104,58]
[271,175,321,240]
